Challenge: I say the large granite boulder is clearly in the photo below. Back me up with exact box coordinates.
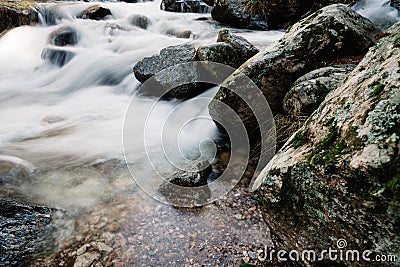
[283,64,355,118]
[217,29,259,64]
[253,23,400,265]
[209,5,381,138]
[0,1,38,33]
[0,199,52,267]
[211,0,267,30]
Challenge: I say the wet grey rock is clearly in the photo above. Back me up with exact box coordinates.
[0,2,38,33]
[0,199,52,267]
[133,43,196,83]
[283,64,355,117]
[210,5,381,137]
[254,23,400,266]
[128,14,151,29]
[217,29,259,63]
[158,161,212,206]
[196,43,240,68]
[165,29,193,38]
[160,0,211,13]
[41,47,75,67]
[49,26,78,46]
[391,0,400,10]
[73,252,100,267]
[79,5,112,20]
[133,44,210,99]
[211,0,267,30]
[0,155,33,186]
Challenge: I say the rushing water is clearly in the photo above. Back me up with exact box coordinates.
[0,0,284,209]
[352,0,400,30]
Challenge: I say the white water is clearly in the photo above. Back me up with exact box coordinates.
[0,1,283,169]
[352,0,400,30]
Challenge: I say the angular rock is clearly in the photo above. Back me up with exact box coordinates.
[0,199,52,267]
[283,64,355,117]
[134,43,196,83]
[158,161,212,206]
[217,29,259,63]
[209,5,381,137]
[48,26,78,46]
[211,0,267,30]
[41,47,75,67]
[79,5,112,20]
[160,0,211,13]
[73,252,100,267]
[128,14,151,29]
[196,43,240,68]
[0,2,38,33]
[254,23,400,266]
[133,44,210,98]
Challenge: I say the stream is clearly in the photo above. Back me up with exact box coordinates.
[0,0,398,265]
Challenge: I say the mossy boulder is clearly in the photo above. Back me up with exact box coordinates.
[209,5,381,140]
[217,29,259,64]
[253,23,400,265]
[0,1,39,33]
[196,43,240,68]
[283,64,355,118]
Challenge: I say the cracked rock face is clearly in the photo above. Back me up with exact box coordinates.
[254,23,400,266]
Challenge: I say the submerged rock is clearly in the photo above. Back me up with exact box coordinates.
[49,26,78,46]
[41,47,75,67]
[211,0,267,30]
[0,155,34,186]
[283,64,355,117]
[158,161,212,206]
[209,5,381,136]
[196,43,240,68]
[128,14,151,29]
[0,199,52,267]
[0,1,38,33]
[79,5,112,20]
[160,0,211,13]
[217,29,259,64]
[254,23,400,265]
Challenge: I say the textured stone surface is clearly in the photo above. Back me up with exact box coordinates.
[254,23,400,266]
[0,199,52,267]
[196,43,240,68]
[217,29,259,64]
[79,5,112,21]
[283,64,355,117]
[0,1,38,33]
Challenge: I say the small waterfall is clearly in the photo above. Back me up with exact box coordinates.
[353,0,400,30]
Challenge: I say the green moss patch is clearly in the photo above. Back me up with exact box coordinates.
[372,83,385,96]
